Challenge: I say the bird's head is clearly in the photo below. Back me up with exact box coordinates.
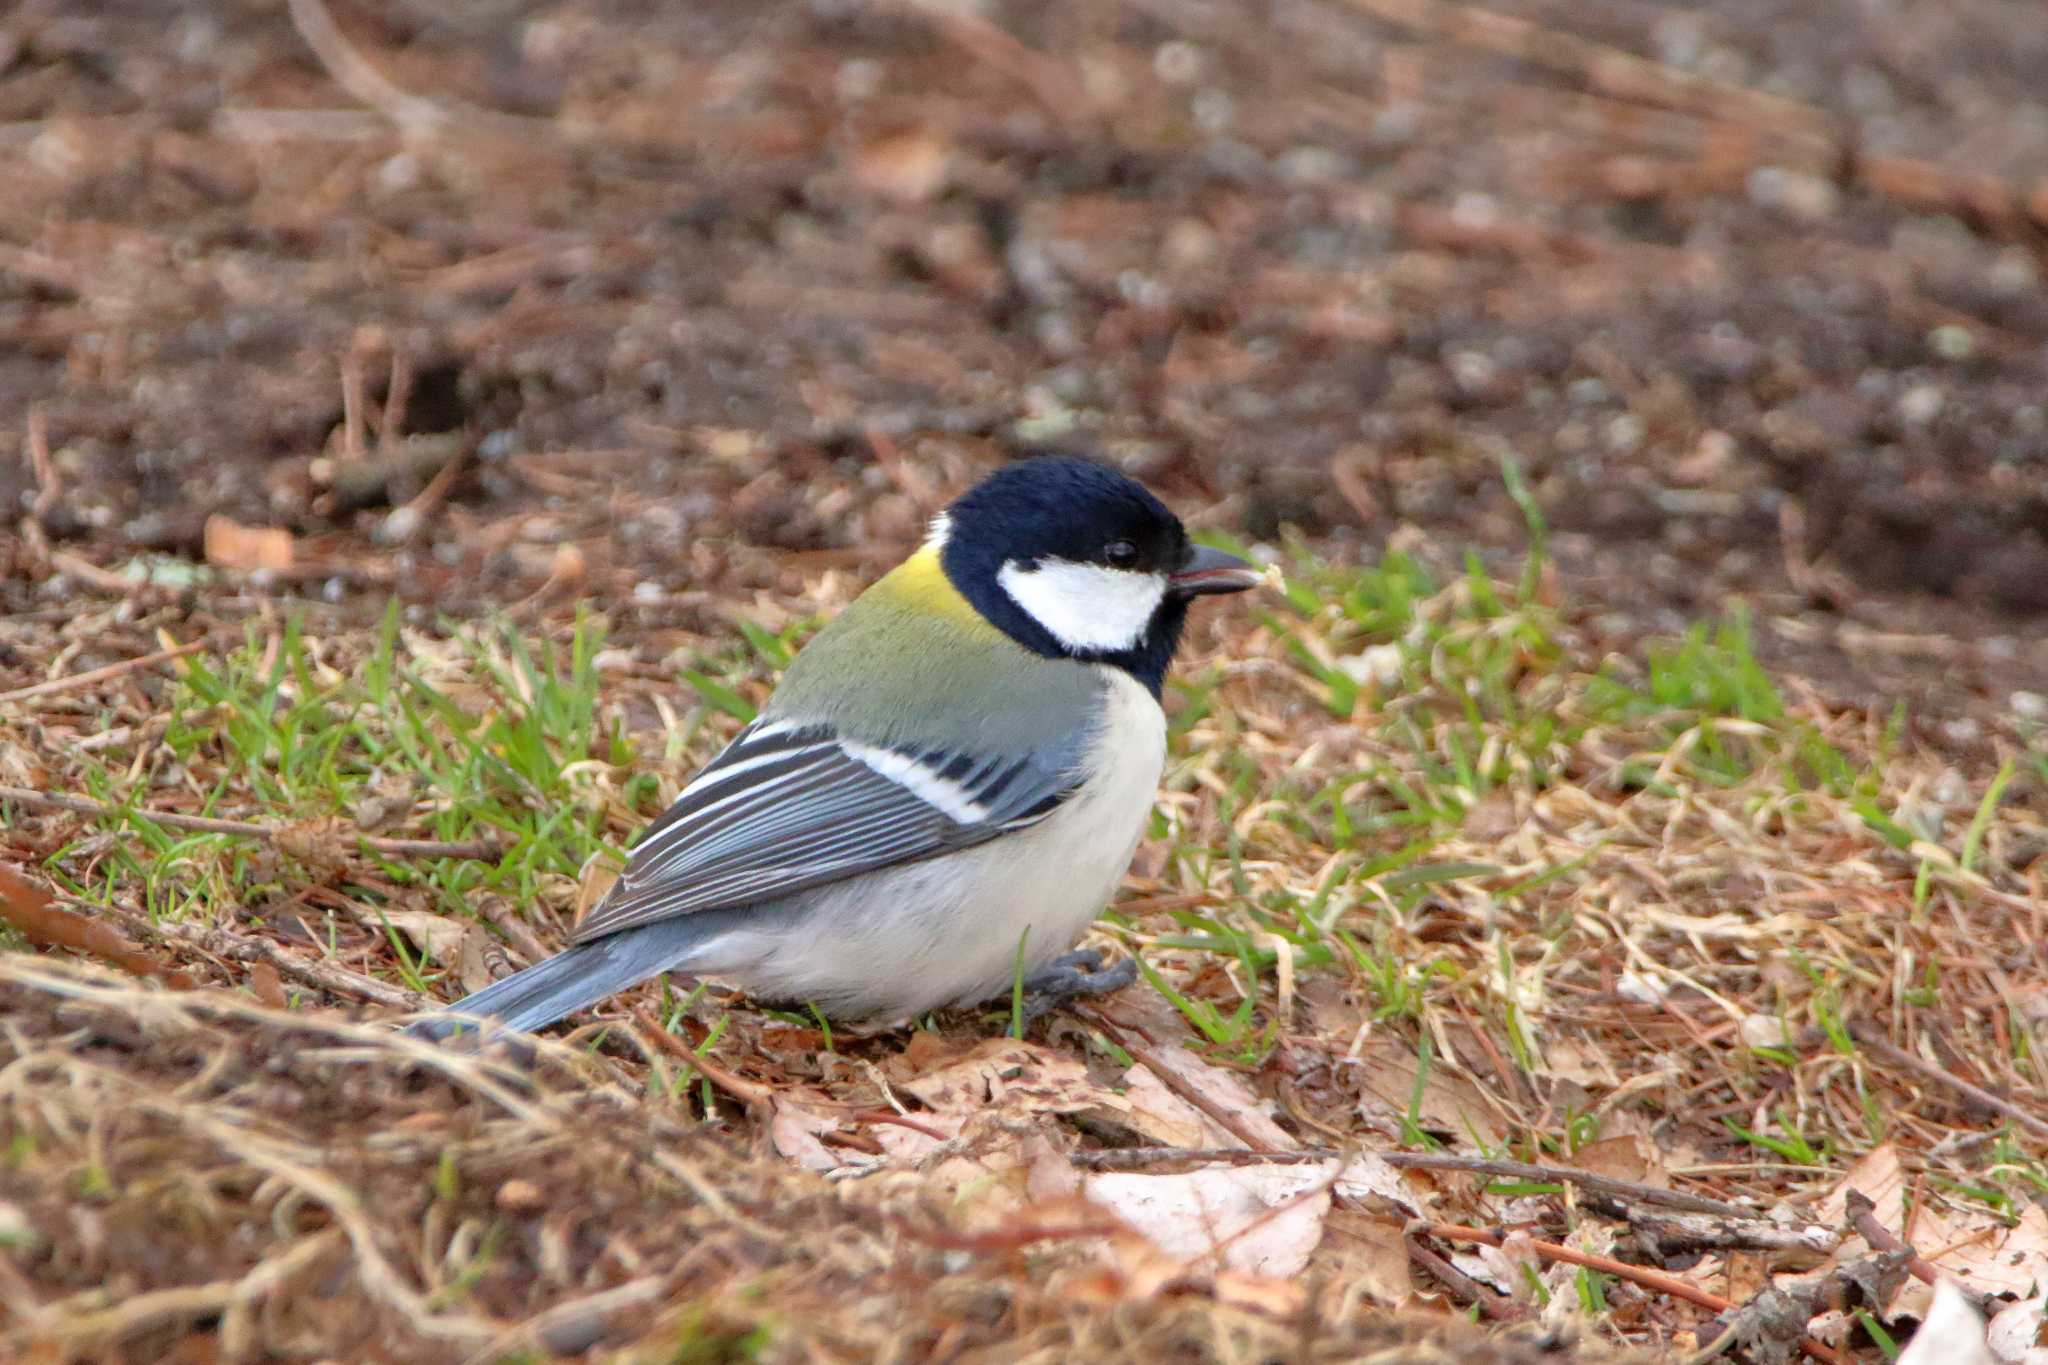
[934,456,1260,694]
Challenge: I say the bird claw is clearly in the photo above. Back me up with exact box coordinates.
[1009,949,1138,1025]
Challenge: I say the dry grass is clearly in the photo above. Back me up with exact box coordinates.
[0,954,1646,1364]
[1,509,2043,1361]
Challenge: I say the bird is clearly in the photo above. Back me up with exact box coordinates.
[408,455,1260,1040]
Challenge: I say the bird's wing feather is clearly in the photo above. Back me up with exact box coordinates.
[571,716,1085,942]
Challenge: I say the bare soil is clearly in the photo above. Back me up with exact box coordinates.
[2,2,2046,1361]
[5,0,2047,730]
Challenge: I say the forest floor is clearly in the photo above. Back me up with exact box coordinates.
[0,1,2044,1361]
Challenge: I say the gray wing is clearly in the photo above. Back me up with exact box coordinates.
[572,716,1087,943]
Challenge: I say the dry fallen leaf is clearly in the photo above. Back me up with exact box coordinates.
[1116,1059,1232,1148]
[1899,1279,1995,1365]
[1342,1033,1507,1148]
[767,1095,852,1174]
[202,514,295,570]
[1571,1132,1666,1187]
[1084,1161,1336,1279]
[1821,1145,2048,1306]
[1987,1293,2048,1364]
[1213,1269,1309,1316]
[382,911,498,995]
[1124,1042,1295,1150]
[901,1036,1117,1118]
[0,862,190,987]
[1336,1150,1423,1213]
[1538,1035,1623,1088]
[1318,1207,1417,1307]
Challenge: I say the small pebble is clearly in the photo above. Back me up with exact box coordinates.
[1746,166,1838,221]
[1896,384,1944,426]
[1927,325,1976,362]
[496,1179,547,1215]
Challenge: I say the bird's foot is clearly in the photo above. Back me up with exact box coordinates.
[1008,949,1138,1025]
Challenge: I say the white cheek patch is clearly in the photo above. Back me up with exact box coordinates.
[998,558,1167,652]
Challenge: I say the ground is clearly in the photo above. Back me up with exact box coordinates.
[0,1,2044,1362]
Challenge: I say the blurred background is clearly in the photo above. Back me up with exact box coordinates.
[3,0,2045,731]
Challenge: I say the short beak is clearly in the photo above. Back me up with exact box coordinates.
[1169,544,1262,596]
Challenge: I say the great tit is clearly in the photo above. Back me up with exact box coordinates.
[410,455,1259,1037]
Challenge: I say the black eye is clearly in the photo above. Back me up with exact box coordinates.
[1103,539,1139,569]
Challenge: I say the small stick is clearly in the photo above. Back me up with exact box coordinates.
[46,550,163,598]
[845,1108,952,1142]
[1683,1321,1743,1365]
[1069,1146,1765,1220]
[381,442,468,543]
[1421,1222,1846,1365]
[379,344,413,452]
[340,333,369,460]
[95,900,428,1010]
[25,404,58,521]
[1848,1019,2048,1140]
[287,0,447,134]
[1844,1190,1990,1313]
[1095,1028,1281,1151]
[1335,0,1832,139]
[1402,1223,1526,1320]
[0,639,211,704]
[456,1275,669,1365]
[0,787,504,862]
[630,1006,774,1106]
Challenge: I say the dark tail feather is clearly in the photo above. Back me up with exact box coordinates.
[405,917,714,1040]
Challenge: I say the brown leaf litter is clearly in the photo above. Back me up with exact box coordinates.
[0,955,1649,1364]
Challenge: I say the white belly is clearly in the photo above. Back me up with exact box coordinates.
[694,667,1167,1019]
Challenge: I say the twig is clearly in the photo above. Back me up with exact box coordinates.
[217,1229,347,1359]
[341,330,370,461]
[1843,1190,1990,1313]
[1683,1320,1743,1365]
[206,108,389,142]
[286,0,449,135]
[30,1280,242,1350]
[379,442,469,544]
[895,0,1085,119]
[86,899,429,1010]
[1069,1146,1768,1220]
[886,1211,1126,1252]
[630,1006,774,1106]
[1847,1019,2048,1140]
[0,640,211,704]
[458,1275,668,1365]
[285,0,570,143]
[1402,1223,1526,1320]
[1077,1009,1285,1151]
[846,1108,953,1142]
[24,405,58,523]
[1421,1222,1846,1365]
[380,344,414,452]
[1385,1151,1763,1219]
[1333,0,1833,141]
[1586,1199,1839,1257]
[0,787,504,862]
[45,550,167,598]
